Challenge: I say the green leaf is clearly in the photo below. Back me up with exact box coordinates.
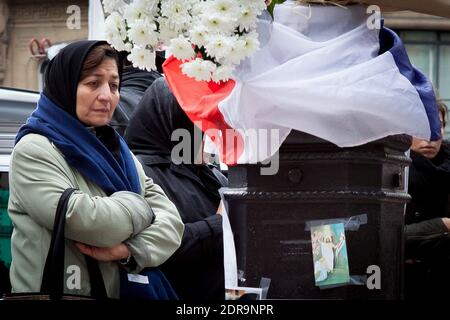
[268,0,287,17]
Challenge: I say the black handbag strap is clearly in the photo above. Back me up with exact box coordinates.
[40,188,108,300]
[85,255,108,299]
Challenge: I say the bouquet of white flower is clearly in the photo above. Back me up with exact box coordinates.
[102,0,267,82]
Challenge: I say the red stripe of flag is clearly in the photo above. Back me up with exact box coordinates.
[163,56,244,165]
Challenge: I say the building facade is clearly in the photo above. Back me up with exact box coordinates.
[0,0,88,91]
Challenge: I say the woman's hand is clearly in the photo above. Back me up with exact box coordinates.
[75,242,130,262]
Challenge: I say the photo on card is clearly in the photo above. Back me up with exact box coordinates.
[310,222,350,287]
[225,286,262,300]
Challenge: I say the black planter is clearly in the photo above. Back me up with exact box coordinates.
[223,130,411,299]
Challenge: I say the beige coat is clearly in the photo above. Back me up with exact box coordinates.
[8,133,184,298]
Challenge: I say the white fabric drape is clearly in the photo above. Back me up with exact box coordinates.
[218,3,430,164]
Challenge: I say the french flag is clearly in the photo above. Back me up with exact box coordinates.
[163,3,440,166]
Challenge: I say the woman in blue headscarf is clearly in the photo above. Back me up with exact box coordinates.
[8,40,184,298]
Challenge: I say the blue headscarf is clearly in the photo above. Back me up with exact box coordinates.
[15,40,140,195]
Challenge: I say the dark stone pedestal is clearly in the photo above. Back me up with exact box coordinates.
[223,131,411,299]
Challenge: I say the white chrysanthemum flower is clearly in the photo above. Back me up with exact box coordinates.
[170,36,196,61]
[128,46,156,71]
[104,12,127,37]
[204,35,234,60]
[124,2,146,25]
[225,38,247,65]
[237,8,258,31]
[130,0,148,11]
[209,0,241,19]
[102,0,126,14]
[189,25,208,47]
[157,17,180,43]
[160,0,189,17]
[105,31,128,51]
[161,0,194,32]
[242,33,260,58]
[104,0,266,82]
[212,64,234,82]
[128,19,158,47]
[181,58,217,82]
[124,42,133,52]
[141,0,160,16]
[191,1,205,16]
[201,15,235,35]
[240,0,266,12]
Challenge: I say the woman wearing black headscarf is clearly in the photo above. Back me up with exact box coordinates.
[124,77,227,301]
[8,41,183,298]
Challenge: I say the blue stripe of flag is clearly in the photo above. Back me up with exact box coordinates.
[379,24,441,141]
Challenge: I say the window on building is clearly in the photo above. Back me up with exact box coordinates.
[399,31,450,138]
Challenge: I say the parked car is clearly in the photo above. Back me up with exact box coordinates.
[0,86,39,170]
[0,87,39,294]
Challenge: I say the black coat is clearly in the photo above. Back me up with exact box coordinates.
[404,141,450,298]
[405,141,450,226]
[124,78,225,301]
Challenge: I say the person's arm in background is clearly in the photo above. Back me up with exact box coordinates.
[405,217,450,260]
[165,211,223,265]
[160,176,227,265]
[405,218,449,238]
[161,176,224,265]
